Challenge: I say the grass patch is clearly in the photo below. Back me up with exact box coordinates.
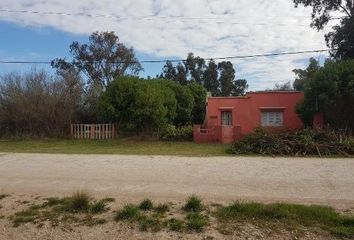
[216,202,354,238]
[115,204,140,221]
[12,208,39,227]
[154,203,169,214]
[183,195,203,212]
[0,139,230,156]
[185,213,209,232]
[138,215,163,232]
[139,199,153,211]
[166,218,184,232]
[11,192,109,227]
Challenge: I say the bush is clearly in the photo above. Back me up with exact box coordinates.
[67,192,90,212]
[185,213,209,232]
[230,128,354,157]
[139,199,153,211]
[167,218,184,231]
[160,124,193,141]
[183,195,203,212]
[0,70,84,137]
[115,204,140,221]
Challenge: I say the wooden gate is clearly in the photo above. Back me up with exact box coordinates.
[70,124,116,140]
[221,126,235,144]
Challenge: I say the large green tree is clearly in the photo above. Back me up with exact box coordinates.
[52,31,143,92]
[293,0,354,59]
[232,79,249,96]
[296,59,354,130]
[293,58,321,91]
[203,60,220,96]
[218,61,236,96]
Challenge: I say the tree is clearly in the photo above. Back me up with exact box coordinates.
[296,59,354,130]
[185,53,206,85]
[203,60,220,96]
[218,61,236,96]
[293,0,354,59]
[188,81,207,124]
[293,58,321,91]
[273,81,293,91]
[98,77,172,133]
[0,70,84,137]
[175,62,188,85]
[160,60,177,80]
[51,31,143,92]
[232,79,248,96]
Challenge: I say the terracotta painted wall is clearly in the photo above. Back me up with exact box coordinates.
[206,92,304,137]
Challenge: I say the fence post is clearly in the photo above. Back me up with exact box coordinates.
[70,124,73,139]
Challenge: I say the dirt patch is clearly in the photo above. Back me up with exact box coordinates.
[0,153,354,209]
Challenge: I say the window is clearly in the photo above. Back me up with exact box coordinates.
[261,111,283,127]
[221,111,232,126]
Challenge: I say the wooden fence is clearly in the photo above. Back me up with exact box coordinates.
[70,124,116,140]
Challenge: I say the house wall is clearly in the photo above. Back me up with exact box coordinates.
[206,91,304,138]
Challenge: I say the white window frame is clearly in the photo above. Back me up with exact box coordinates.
[261,111,283,127]
[221,111,232,126]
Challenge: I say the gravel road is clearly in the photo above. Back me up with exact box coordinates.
[0,153,353,208]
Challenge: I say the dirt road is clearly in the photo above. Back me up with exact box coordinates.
[0,153,353,208]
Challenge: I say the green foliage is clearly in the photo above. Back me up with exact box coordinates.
[98,77,199,134]
[160,80,195,126]
[67,192,90,213]
[138,215,163,232]
[296,59,354,130]
[217,201,354,238]
[89,200,107,214]
[293,1,354,59]
[230,128,354,156]
[183,195,203,212]
[293,58,321,91]
[167,218,184,231]
[11,194,109,227]
[185,213,209,232]
[154,203,170,214]
[139,199,154,211]
[115,204,140,221]
[187,81,207,124]
[160,124,193,141]
[52,31,142,89]
[98,76,170,133]
[218,61,235,96]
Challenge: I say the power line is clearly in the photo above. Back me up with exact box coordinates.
[0,8,339,27]
[0,49,330,65]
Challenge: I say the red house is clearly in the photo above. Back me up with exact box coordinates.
[193,91,304,144]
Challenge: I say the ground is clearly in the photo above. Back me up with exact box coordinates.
[0,153,353,239]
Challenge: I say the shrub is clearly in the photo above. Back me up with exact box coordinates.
[139,199,153,211]
[167,218,184,231]
[183,195,203,212]
[115,204,140,221]
[230,128,354,156]
[185,213,209,232]
[67,192,90,212]
[154,203,170,214]
[89,201,106,214]
[160,124,193,141]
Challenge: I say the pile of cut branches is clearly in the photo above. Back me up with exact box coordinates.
[230,128,354,157]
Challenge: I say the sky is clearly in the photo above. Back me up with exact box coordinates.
[0,0,335,90]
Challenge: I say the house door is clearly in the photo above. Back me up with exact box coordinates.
[221,111,234,143]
